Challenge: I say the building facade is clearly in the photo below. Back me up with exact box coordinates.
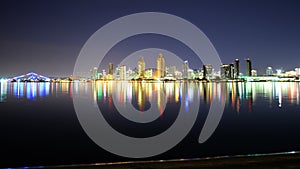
[246,58,252,76]
[156,53,165,78]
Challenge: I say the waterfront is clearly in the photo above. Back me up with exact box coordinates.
[0,81,300,168]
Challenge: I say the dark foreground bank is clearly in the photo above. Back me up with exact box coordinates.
[29,152,300,169]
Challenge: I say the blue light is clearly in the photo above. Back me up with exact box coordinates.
[12,72,51,82]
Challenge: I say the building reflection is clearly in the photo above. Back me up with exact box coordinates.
[91,81,300,114]
[1,81,299,110]
[0,81,8,102]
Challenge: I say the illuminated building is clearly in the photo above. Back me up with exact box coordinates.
[266,67,273,76]
[193,69,200,79]
[166,66,176,77]
[144,69,153,79]
[120,65,126,80]
[108,63,114,75]
[246,58,252,76]
[97,73,102,79]
[138,57,146,77]
[285,70,297,77]
[235,59,240,78]
[102,69,106,77]
[229,63,234,79]
[276,68,284,76]
[188,69,194,79]
[251,70,257,76]
[202,64,214,80]
[156,53,165,78]
[182,60,189,79]
[220,64,234,79]
[175,71,182,79]
[220,64,229,79]
[295,68,300,76]
[114,65,120,80]
[90,67,98,80]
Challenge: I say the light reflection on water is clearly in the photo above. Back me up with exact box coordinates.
[89,81,300,113]
[1,81,300,111]
[9,82,50,100]
[0,81,8,102]
[0,82,72,101]
[1,81,300,167]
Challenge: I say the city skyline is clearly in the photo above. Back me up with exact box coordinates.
[89,53,300,82]
[3,51,300,82]
[1,0,300,77]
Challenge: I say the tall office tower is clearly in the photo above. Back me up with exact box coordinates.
[114,65,120,79]
[108,63,114,75]
[220,64,226,79]
[246,58,252,76]
[229,63,234,79]
[202,65,207,79]
[235,59,240,78]
[90,67,98,80]
[156,53,165,78]
[138,57,146,77]
[266,67,273,76]
[204,64,213,80]
[120,65,126,80]
[182,60,189,79]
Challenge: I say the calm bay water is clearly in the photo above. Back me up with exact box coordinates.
[0,81,300,168]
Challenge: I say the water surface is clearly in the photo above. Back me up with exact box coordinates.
[0,81,299,168]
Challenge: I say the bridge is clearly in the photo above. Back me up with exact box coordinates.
[11,72,51,82]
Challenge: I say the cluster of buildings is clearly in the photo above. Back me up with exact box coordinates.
[2,53,299,83]
[90,53,300,82]
[91,53,211,81]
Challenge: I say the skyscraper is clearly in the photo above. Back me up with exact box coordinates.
[235,59,240,78]
[114,66,120,80]
[90,67,98,80]
[182,60,189,79]
[108,63,114,75]
[156,53,165,78]
[138,57,145,77]
[203,64,213,80]
[229,63,234,79]
[120,65,126,80]
[246,58,252,76]
[203,65,207,79]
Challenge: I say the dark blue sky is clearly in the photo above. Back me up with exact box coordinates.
[1,0,300,77]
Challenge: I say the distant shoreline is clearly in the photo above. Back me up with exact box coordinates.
[3,79,300,83]
[14,151,300,169]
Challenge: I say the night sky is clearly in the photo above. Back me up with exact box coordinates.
[1,0,300,77]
